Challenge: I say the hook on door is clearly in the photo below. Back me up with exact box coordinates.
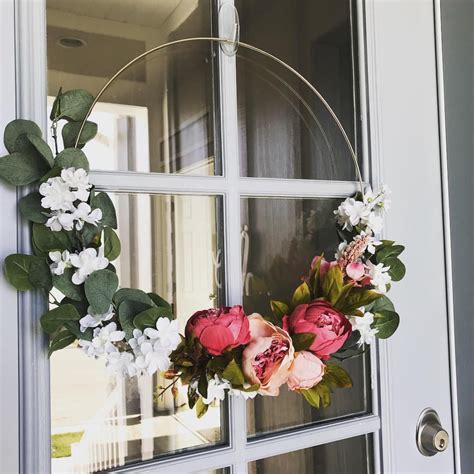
[218,2,240,56]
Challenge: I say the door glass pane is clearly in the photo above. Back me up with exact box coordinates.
[236,0,361,180]
[50,193,227,473]
[241,198,370,436]
[248,435,373,473]
[46,1,221,175]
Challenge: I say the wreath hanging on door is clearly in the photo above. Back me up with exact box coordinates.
[0,40,405,417]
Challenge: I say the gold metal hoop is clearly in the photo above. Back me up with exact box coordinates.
[75,37,364,194]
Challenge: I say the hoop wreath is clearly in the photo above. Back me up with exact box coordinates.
[0,38,405,415]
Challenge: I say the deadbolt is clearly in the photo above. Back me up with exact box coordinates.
[416,408,449,456]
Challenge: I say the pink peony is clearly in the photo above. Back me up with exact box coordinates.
[242,314,295,396]
[311,256,337,279]
[185,305,251,356]
[287,351,325,391]
[286,301,352,360]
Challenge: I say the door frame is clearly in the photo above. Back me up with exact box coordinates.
[0,0,460,473]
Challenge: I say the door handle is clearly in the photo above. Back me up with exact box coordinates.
[416,408,449,456]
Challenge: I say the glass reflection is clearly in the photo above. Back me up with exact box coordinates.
[241,198,370,436]
[248,435,373,474]
[50,194,226,473]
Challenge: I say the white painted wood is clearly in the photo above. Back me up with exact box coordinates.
[365,1,455,472]
[0,2,19,473]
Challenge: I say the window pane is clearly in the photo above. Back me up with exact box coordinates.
[50,193,226,473]
[46,1,221,175]
[241,198,370,436]
[236,0,361,180]
[248,435,373,473]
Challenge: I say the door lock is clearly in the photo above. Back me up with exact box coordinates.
[416,408,449,456]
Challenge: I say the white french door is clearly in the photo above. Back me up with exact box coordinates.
[0,0,458,473]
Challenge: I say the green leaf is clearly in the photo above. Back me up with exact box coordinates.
[53,268,85,301]
[366,295,394,313]
[4,119,42,153]
[0,151,49,186]
[222,359,245,386]
[187,383,199,409]
[301,382,331,408]
[28,258,53,291]
[19,191,48,224]
[113,288,154,308]
[376,244,405,263]
[91,193,117,228]
[41,304,80,334]
[321,265,344,305]
[119,299,152,339]
[103,227,121,261]
[84,269,118,314]
[270,300,289,322]
[55,148,90,172]
[333,282,355,311]
[291,332,316,352]
[48,329,76,357]
[385,257,406,282]
[339,288,383,314]
[198,373,209,399]
[133,306,172,330]
[62,121,98,148]
[373,310,400,338]
[39,166,61,184]
[147,292,173,313]
[324,364,353,388]
[291,281,311,308]
[64,321,93,341]
[195,397,209,418]
[55,89,94,122]
[61,297,89,316]
[50,87,63,121]
[81,223,102,248]
[15,134,54,168]
[32,223,71,252]
[3,254,42,291]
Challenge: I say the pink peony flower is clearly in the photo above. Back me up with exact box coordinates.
[286,301,352,360]
[287,351,325,391]
[185,305,251,356]
[242,314,295,396]
[311,256,337,279]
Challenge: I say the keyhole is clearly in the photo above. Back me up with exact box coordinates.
[439,438,445,449]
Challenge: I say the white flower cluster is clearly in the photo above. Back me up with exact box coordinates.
[365,260,391,294]
[79,317,181,378]
[350,311,379,346]
[48,247,109,285]
[334,185,391,234]
[197,375,258,405]
[39,167,102,232]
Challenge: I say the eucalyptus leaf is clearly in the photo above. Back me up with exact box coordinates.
[54,89,94,122]
[28,259,53,291]
[61,297,89,316]
[40,304,80,334]
[385,257,406,282]
[103,227,121,261]
[118,299,151,339]
[147,292,172,313]
[133,306,172,330]
[48,329,76,358]
[373,310,400,338]
[91,192,117,228]
[365,295,395,313]
[0,151,49,186]
[55,148,90,172]
[53,268,85,301]
[4,119,42,153]
[84,269,118,314]
[19,191,48,224]
[376,244,405,263]
[62,121,98,148]
[50,87,63,121]
[64,321,93,341]
[32,223,71,252]
[15,134,54,168]
[4,253,42,291]
[81,223,102,248]
[113,288,154,308]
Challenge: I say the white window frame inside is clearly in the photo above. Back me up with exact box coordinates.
[7,0,457,473]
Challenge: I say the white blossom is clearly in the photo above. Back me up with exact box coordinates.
[73,202,102,230]
[334,198,370,231]
[139,341,171,375]
[61,167,91,202]
[350,311,378,346]
[79,305,114,332]
[230,385,259,400]
[366,260,391,294]
[362,212,384,234]
[46,211,75,232]
[69,248,109,285]
[335,241,348,260]
[79,322,125,358]
[105,351,137,377]
[202,375,231,405]
[39,177,76,211]
[49,250,71,276]
[143,317,180,351]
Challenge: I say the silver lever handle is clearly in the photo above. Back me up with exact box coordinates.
[416,408,449,456]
